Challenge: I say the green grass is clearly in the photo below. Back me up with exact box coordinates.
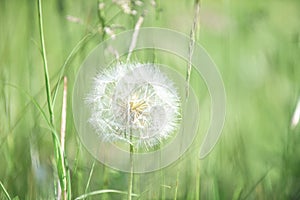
[0,0,300,199]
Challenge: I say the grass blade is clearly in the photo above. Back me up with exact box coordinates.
[36,0,68,199]
[0,181,11,200]
[37,0,54,125]
[75,189,138,200]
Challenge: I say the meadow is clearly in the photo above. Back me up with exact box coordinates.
[0,0,300,199]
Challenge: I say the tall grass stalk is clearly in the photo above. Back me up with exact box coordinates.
[186,0,200,97]
[174,1,201,199]
[37,0,69,199]
[59,76,72,199]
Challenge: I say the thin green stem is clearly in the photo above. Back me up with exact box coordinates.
[195,160,200,200]
[186,0,200,98]
[174,171,179,200]
[0,181,11,200]
[37,0,68,199]
[37,0,54,125]
[128,137,134,200]
[84,161,96,198]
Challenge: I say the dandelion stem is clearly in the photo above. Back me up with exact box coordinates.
[128,130,134,200]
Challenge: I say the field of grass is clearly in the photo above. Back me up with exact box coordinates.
[0,0,300,199]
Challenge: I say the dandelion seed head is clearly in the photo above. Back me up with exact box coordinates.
[86,63,181,150]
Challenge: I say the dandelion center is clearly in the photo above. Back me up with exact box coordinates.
[129,95,148,126]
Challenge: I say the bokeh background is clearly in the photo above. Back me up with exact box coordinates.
[0,0,300,199]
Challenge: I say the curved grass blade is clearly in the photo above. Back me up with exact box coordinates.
[36,0,69,197]
[0,181,12,200]
[5,84,63,152]
[75,190,138,200]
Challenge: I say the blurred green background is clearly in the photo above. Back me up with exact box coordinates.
[0,0,300,199]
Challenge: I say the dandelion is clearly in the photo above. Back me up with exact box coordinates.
[86,63,181,150]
